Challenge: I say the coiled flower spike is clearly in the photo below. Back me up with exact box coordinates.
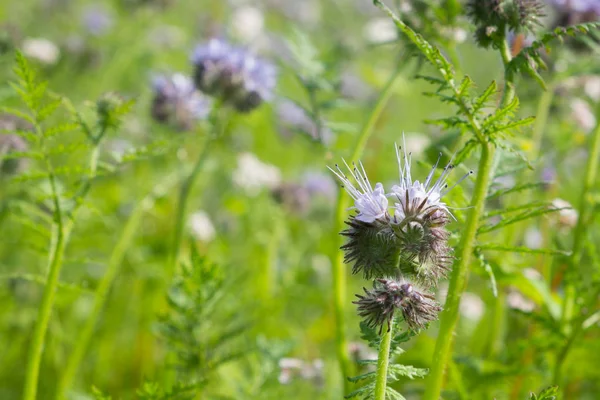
[191,39,277,113]
[354,278,442,332]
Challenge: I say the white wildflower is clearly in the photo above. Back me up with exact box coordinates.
[363,18,397,44]
[507,289,535,312]
[570,98,596,132]
[233,153,282,196]
[231,6,264,42]
[188,210,216,242]
[22,38,60,65]
[459,292,485,321]
[551,198,578,228]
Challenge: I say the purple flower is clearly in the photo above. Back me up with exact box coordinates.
[82,6,113,36]
[151,73,212,131]
[546,0,600,25]
[191,39,277,113]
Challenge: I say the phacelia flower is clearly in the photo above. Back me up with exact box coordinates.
[330,142,470,286]
[329,160,389,223]
[191,39,277,113]
[151,73,211,131]
[547,0,600,25]
[467,0,545,48]
[355,278,441,332]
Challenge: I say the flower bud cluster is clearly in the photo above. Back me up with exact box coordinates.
[466,0,545,48]
[331,143,470,331]
[191,39,276,113]
[151,73,211,131]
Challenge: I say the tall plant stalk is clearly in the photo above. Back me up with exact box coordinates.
[24,144,102,400]
[554,110,600,387]
[56,172,183,399]
[424,35,515,400]
[373,328,393,400]
[331,66,403,394]
[168,138,213,277]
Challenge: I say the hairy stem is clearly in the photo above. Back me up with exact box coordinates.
[56,173,182,399]
[423,142,496,400]
[331,67,402,394]
[424,33,515,400]
[554,112,600,387]
[374,328,393,400]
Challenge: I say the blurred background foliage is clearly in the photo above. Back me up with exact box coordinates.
[0,0,599,399]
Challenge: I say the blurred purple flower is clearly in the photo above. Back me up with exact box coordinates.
[82,5,113,36]
[151,73,212,131]
[276,100,333,144]
[301,171,337,200]
[191,38,277,112]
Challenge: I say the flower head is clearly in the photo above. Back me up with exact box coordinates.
[191,39,277,113]
[354,278,441,332]
[151,73,211,131]
[467,0,545,47]
[330,139,470,286]
[328,160,388,223]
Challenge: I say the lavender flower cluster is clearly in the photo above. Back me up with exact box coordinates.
[150,39,276,130]
[331,142,470,332]
[191,39,276,113]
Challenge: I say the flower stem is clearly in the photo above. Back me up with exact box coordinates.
[56,172,183,399]
[168,138,212,277]
[331,67,402,394]
[374,328,393,400]
[425,33,515,400]
[423,142,496,400]
[554,111,600,387]
[23,223,69,400]
[24,141,102,400]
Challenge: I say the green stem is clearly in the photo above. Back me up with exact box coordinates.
[23,224,69,400]
[423,142,496,400]
[24,139,102,400]
[374,328,393,400]
[168,138,212,277]
[56,173,182,399]
[331,67,403,394]
[530,85,555,160]
[555,112,600,387]
[425,33,515,400]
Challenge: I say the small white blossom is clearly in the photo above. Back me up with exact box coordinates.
[570,98,596,132]
[551,198,578,228]
[22,38,60,65]
[459,292,485,321]
[231,6,264,42]
[328,160,388,223]
[363,18,398,44]
[233,152,282,196]
[188,210,216,242]
[507,289,535,312]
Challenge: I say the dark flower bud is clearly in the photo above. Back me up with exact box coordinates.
[151,73,211,131]
[341,216,401,280]
[271,182,311,215]
[467,0,545,47]
[354,278,441,333]
[191,39,276,113]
